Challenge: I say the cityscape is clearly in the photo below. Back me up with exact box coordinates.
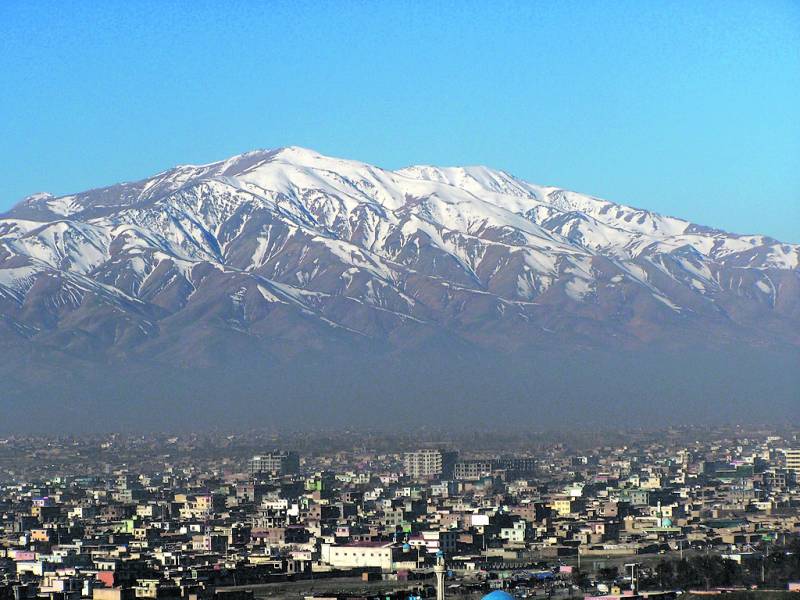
[0,427,798,599]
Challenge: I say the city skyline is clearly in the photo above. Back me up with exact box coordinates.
[0,426,798,599]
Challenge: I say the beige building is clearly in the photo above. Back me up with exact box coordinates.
[786,448,800,478]
[403,449,456,479]
[321,542,395,571]
[550,497,582,516]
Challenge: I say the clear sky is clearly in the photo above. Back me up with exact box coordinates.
[1,0,798,241]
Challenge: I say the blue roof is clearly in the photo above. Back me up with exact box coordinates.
[482,592,515,600]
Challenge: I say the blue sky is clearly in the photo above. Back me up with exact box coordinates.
[1,0,798,241]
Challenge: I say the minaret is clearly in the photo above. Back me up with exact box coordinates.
[434,551,446,600]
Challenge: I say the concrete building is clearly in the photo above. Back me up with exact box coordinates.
[248,452,300,476]
[786,448,800,479]
[320,542,419,572]
[403,449,457,479]
[454,460,493,480]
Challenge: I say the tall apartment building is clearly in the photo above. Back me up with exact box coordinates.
[403,449,457,479]
[786,448,800,480]
[248,451,300,476]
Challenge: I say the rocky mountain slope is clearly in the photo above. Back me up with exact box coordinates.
[1,146,797,362]
[2,146,799,429]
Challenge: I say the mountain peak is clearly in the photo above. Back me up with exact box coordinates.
[21,191,54,203]
[0,147,797,371]
[273,145,324,159]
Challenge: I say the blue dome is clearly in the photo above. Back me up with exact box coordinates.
[482,592,515,600]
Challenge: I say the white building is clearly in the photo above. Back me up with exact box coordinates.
[321,542,395,570]
[500,520,527,544]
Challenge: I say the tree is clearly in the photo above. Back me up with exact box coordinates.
[598,567,618,582]
[655,561,674,589]
[572,569,590,590]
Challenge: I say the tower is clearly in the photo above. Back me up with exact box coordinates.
[434,551,446,600]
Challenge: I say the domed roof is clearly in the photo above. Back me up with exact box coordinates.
[482,591,515,600]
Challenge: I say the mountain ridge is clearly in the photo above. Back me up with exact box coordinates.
[1,145,798,357]
[9,146,787,243]
[1,146,798,430]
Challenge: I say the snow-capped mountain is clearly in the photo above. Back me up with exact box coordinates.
[1,146,798,362]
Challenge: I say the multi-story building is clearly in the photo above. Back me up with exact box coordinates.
[497,457,537,475]
[453,457,536,480]
[453,460,493,480]
[760,469,789,490]
[786,448,800,480]
[403,449,457,479]
[248,451,300,476]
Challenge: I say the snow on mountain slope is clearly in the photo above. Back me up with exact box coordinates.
[1,146,798,355]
